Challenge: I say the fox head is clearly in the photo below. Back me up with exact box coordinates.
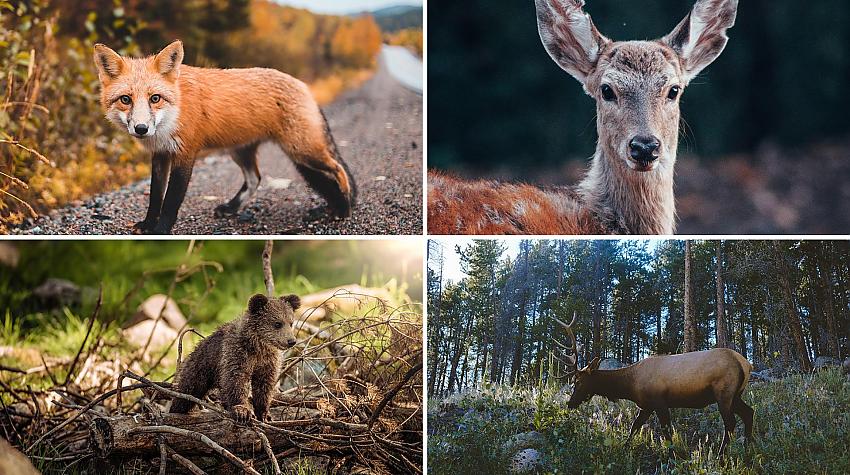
[93,41,184,151]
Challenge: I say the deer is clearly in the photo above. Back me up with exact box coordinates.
[428,0,739,235]
[553,315,754,454]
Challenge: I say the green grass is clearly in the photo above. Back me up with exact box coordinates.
[428,369,850,474]
[0,240,421,394]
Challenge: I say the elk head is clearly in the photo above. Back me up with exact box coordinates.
[566,356,601,409]
[535,0,739,174]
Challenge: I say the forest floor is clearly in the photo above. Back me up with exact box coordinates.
[437,138,850,235]
[0,279,423,474]
[428,368,850,474]
[11,50,423,236]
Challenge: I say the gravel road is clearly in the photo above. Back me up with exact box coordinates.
[14,49,422,236]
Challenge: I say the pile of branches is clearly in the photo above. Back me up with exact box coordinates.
[0,243,423,474]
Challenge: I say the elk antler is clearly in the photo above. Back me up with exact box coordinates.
[553,311,578,378]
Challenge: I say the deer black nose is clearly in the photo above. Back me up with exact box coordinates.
[134,124,149,135]
[286,338,297,348]
[629,136,661,162]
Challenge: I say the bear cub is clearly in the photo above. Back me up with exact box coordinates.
[170,293,300,423]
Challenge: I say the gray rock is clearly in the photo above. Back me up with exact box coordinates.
[814,356,842,370]
[124,294,188,330]
[509,448,545,474]
[842,358,850,375]
[32,278,81,305]
[502,431,546,455]
[751,369,778,382]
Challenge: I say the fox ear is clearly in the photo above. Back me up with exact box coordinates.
[93,44,125,82]
[248,294,269,314]
[154,40,184,80]
[282,294,301,310]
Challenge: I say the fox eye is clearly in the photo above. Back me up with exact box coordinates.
[119,95,132,105]
[600,84,617,102]
[150,94,161,104]
[273,322,283,329]
[667,86,680,100]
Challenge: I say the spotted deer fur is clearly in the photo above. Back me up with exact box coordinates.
[428,0,738,235]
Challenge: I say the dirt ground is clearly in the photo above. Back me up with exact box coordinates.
[14,55,423,236]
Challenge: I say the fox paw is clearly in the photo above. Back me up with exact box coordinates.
[214,204,238,218]
[132,219,157,234]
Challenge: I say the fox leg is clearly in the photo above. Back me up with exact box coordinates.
[215,143,261,218]
[133,152,172,234]
[279,111,356,218]
[149,159,194,235]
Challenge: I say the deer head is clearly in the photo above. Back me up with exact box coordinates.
[535,0,738,175]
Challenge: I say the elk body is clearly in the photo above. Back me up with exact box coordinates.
[554,317,754,453]
[428,0,739,235]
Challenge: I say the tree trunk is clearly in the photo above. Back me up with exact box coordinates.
[91,406,324,457]
[772,242,812,372]
[715,241,729,348]
[818,243,840,357]
[684,241,696,353]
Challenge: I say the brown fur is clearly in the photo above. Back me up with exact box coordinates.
[94,41,355,234]
[169,293,300,423]
[428,0,738,235]
[569,349,754,453]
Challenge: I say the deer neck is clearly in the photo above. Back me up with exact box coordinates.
[578,145,676,235]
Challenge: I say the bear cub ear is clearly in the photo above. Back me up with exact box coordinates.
[282,294,301,310]
[248,294,269,314]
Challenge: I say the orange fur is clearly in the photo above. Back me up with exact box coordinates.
[427,172,604,235]
[94,41,355,234]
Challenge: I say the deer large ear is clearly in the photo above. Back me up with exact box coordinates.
[153,40,184,80]
[535,0,610,85]
[93,44,125,82]
[662,0,739,85]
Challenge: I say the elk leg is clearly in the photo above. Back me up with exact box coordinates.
[626,409,653,442]
[733,396,754,442]
[718,402,737,454]
[656,407,673,440]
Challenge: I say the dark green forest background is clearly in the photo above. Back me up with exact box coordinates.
[428,0,850,170]
[428,240,849,394]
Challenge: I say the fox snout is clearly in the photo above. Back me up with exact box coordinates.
[133,123,150,137]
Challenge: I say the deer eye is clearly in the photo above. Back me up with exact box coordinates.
[119,95,132,105]
[273,322,283,329]
[150,94,161,104]
[600,84,617,102]
[667,86,680,100]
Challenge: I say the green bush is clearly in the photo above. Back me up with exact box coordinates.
[0,0,147,230]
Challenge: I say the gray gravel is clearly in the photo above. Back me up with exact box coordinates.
[13,54,422,236]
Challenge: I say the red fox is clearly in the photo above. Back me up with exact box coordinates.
[93,41,356,234]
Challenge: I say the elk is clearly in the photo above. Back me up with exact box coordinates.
[428,0,739,235]
[553,316,754,453]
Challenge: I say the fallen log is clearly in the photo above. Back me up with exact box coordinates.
[90,405,323,457]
